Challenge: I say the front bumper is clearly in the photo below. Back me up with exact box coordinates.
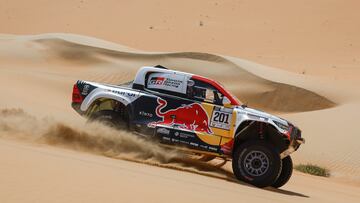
[280,125,305,159]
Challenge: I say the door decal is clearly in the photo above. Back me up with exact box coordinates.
[210,106,233,130]
[148,98,213,134]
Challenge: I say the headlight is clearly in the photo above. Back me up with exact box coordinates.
[273,120,289,131]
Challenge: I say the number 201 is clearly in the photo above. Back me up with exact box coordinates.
[213,112,229,124]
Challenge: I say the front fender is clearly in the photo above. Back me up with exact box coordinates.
[234,112,282,137]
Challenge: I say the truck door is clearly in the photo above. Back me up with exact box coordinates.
[185,78,238,154]
[188,79,236,137]
[131,71,192,134]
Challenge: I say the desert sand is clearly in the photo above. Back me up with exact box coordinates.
[0,0,360,202]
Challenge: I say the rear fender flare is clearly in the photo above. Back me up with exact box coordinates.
[80,88,136,112]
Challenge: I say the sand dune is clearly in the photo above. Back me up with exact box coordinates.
[1,33,360,202]
[2,34,336,112]
[1,0,360,201]
[2,0,360,79]
[1,33,359,177]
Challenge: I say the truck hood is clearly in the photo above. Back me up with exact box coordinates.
[234,105,289,126]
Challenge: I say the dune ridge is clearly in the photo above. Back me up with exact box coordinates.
[33,35,336,112]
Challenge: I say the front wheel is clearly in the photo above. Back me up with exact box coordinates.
[232,141,282,188]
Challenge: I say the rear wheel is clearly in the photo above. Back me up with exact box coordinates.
[272,156,293,188]
[89,110,129,130]
[232,140,282,188]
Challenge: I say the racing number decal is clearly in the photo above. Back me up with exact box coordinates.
[210,106,233,130]
[213,112,230,124]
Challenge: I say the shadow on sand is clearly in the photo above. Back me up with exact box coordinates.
[116,155,310,198]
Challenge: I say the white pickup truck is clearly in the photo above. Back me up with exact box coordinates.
[71,65,304,188]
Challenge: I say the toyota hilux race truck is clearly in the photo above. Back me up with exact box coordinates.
[71,65,304,188]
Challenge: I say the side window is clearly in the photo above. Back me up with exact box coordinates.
[187,80,224,105]
[205,88,215,102]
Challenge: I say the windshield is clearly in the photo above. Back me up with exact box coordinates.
[191,75,241,105]
[216,81,241,105]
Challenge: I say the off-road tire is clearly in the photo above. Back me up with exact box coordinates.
[232,140,282,188]
[89,110,129,130]
[272,155,293,188]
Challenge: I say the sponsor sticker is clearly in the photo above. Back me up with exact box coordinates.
[147,73,187,94]
[82,84,90,95]
[109,89,137,97]
[179,140,190,145]
[190,142,199,147]
[187,80,195,87]
[149,98,213,134]
[157,128,170,135]
[162,137,171,141]
[199,145,208,149]
[139,111,153,117]
[179,132,195,139]
[171,138,179,143]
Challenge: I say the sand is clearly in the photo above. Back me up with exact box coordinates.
[1,0,360,79]
[0,0,360,202]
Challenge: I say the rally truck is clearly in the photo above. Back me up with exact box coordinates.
[71,65,304,188]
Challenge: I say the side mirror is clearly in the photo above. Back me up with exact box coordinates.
[222,96,232,108]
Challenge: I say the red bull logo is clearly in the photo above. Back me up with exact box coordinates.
[149,98,213,134]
